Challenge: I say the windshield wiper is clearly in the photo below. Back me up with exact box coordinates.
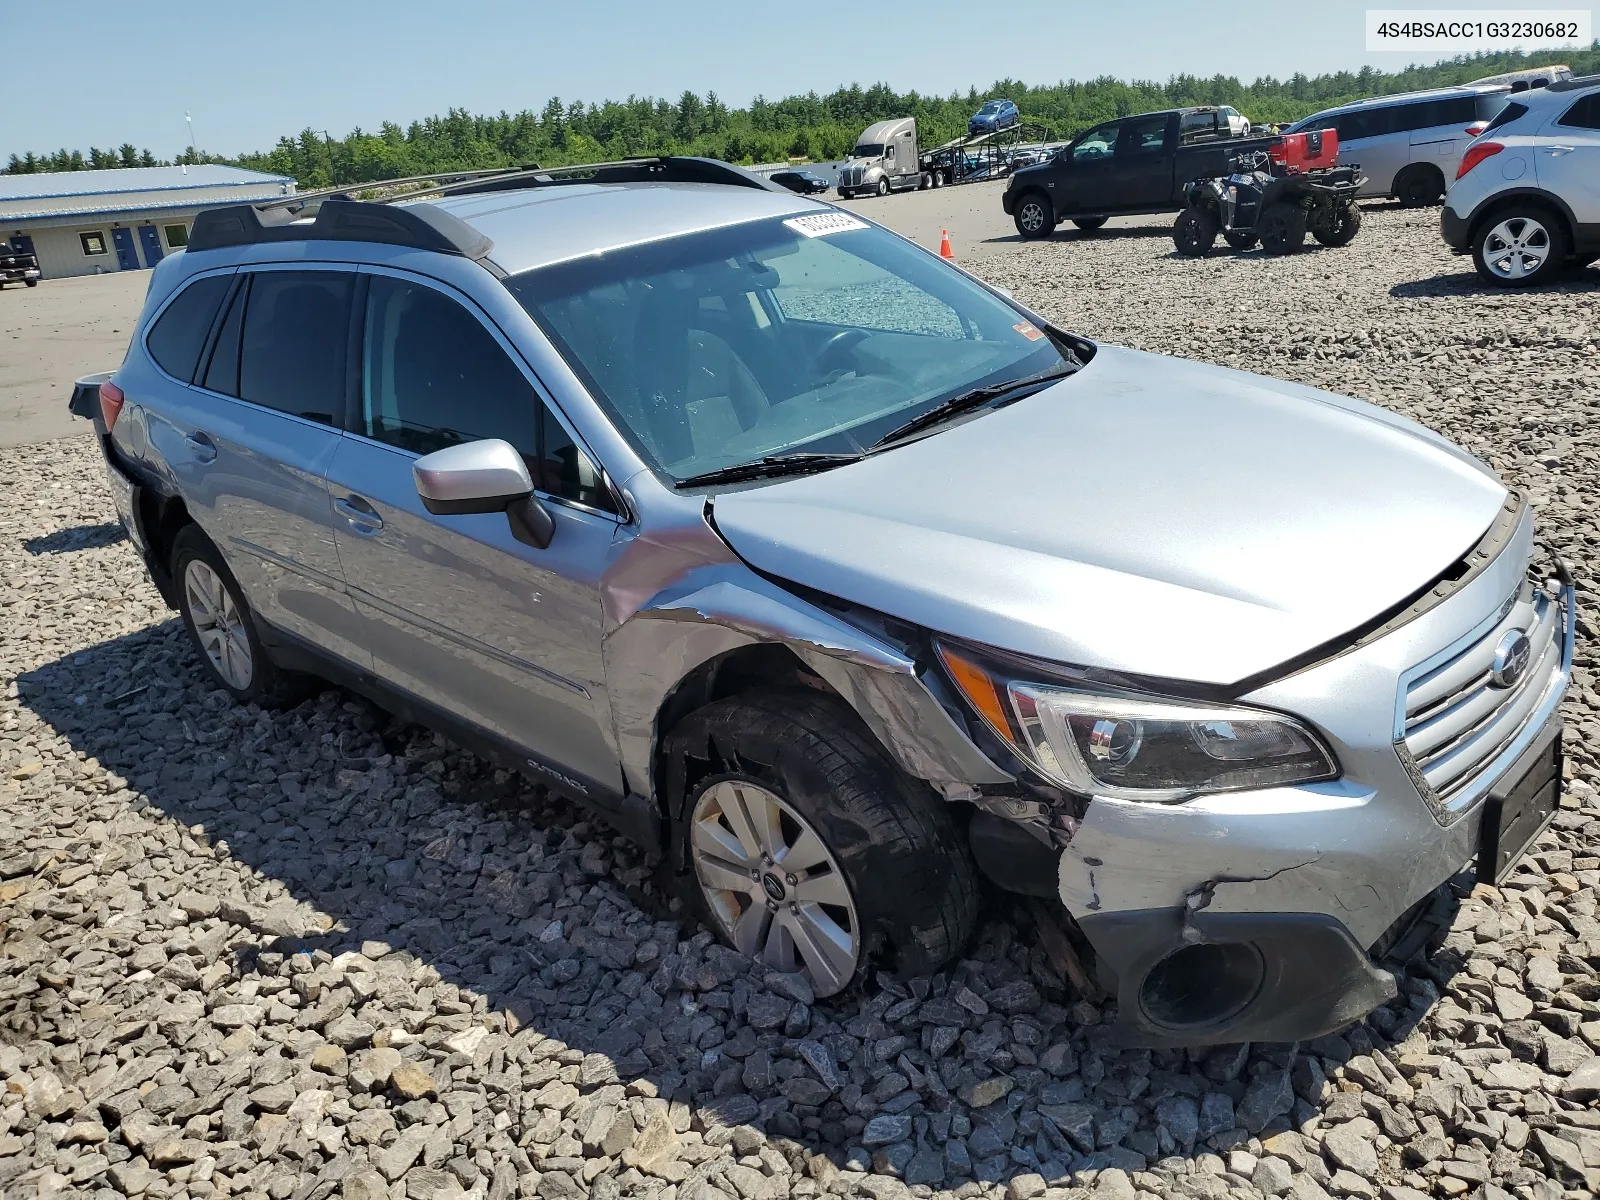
[674,452,864,489]
[869,363,1078,450]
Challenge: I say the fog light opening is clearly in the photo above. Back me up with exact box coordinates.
[1139,942,1265,1030]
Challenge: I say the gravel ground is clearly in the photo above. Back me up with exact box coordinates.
[3,205,1600,1200]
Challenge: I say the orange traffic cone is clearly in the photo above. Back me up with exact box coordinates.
[939,229,954,260]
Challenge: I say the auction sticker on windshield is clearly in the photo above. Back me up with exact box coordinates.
[784,212,870,238]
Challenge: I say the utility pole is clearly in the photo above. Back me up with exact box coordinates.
[183,111,196,173]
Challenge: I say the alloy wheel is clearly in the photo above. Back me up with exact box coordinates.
[689,778,860,996]
[1018,201,1045,234]
[184,559,253,690]
[1483,217,1551,282]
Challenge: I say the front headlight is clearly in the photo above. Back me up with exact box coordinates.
[937,643,1338,802]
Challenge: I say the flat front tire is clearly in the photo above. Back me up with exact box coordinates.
[172,525,309,707]
[1014,193,1054,239]
[666,689,978,997]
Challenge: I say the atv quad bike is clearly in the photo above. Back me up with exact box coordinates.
[1174,129,1365,257]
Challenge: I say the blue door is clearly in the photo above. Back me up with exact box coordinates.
[110,227,139,271]
[136,225,163,267]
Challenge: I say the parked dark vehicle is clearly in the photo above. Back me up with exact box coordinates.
[0,241,40,288]
[1004,107,1271,238]
[769,169,831,195]
[970,99,1020,137]
[1175,131,1366,256]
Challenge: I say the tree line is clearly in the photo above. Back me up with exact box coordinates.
[6,44,1595,184]
[6,145,162,174]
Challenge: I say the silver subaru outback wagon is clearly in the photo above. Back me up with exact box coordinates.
[86,157,1573,1047]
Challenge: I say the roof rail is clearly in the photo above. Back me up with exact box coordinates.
[438,156,792,197]
[187,197,493,260]
[184,156,790,259]
[1549,73,1600,92]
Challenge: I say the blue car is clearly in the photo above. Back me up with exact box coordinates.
[969,98,1020,137]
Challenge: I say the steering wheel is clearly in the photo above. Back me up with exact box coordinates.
[817,328,871,385]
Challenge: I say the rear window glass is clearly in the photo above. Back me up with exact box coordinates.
[1476,93,1512,121]
[146,274,230,383]
[1484,101,1528,134]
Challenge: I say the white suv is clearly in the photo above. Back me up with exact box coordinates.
[1442,73,1600,286]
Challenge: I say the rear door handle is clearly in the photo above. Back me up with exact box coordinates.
[184,431,217,463]
[334,495,383,533]
[1543,146,1575,156]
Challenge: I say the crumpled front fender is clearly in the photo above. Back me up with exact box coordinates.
[603,564,1012,800]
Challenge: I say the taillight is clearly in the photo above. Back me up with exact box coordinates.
[1464,122,1489,137]
[1456,141,1503,180]
[99,379,125,431]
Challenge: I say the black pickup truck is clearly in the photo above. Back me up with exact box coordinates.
[1003,107,1274,238]
[0,241,41,288]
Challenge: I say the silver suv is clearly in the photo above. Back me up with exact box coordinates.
[86,157,1573,1046]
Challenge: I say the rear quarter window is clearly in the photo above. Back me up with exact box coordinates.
[145,274,231,383]
[1484,101,1528,134]
[1558,93,1600,130]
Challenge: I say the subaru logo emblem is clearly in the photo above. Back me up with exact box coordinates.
[1490,630,1532,689]
[761,874,787,903]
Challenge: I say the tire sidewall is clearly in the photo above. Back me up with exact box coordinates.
[172,527,277,705]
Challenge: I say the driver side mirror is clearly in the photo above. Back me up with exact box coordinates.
[412,438,555,550]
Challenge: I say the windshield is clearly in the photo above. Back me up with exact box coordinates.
[505,214,1072,484]
[849,143,884,158]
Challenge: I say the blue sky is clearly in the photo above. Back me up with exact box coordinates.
[3,0,1584,160]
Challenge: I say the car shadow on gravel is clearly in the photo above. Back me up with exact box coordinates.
[13,619,1470,1196]
[1391,268,1600,299]
[21,520,126,555]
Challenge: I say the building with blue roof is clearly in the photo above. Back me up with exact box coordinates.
[0,165,295,281]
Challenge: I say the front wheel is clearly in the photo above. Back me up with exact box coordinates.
[875,178,890,198]
[24,280,37,287]
[1258,202,1308,254]
[1173,207,1219,256]
[1072,217,1107,232]
[1312,201,1362,247]
[172,526,310,707]
[667,690,978,997]
[1014,193,1054,239]
[1473,208,1566,287]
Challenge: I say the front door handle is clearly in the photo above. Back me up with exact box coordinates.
[184,431,217,463]
[334,495,383,533]
[1542,146,1576,156]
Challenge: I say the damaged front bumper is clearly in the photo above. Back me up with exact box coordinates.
[1056,521,1573,1047]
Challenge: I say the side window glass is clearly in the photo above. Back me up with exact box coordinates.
[202,278,247,397]
[1071,123,1119,160]
[1558,94,1600,130]
[146,274,231,383]
[363,275,615,512]
[540,407,616,512]
[238,271,353,425]
[1118,116,1169,155]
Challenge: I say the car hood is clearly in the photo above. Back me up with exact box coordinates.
[710,345,1508,687]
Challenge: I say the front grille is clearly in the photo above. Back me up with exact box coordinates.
[840,167,862,186]
[1400,578,1565,809]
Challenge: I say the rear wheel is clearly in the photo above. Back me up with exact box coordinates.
[1311,201,1362,247]
[1258,203,1308,254]
[1173,207,1219,256]
[172,526,310,707]
[1072,217,1107,232]
[1473,207,1566,287]
[667,689,978,997]
[1014,193,1054,239]
[1395,166,1444,208]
